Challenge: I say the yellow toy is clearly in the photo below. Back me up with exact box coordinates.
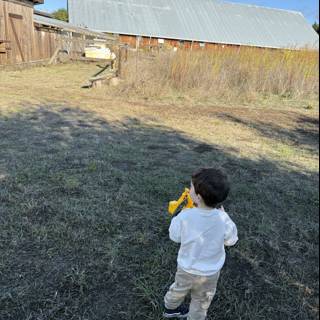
[168,188,195,216]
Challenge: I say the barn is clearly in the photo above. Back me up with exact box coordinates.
[68,0,319,50]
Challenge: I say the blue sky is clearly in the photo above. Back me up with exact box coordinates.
[38,0,319,23]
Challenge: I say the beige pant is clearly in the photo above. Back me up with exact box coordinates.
[164,268,220,320]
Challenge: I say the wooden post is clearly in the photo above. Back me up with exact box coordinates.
[48,46,60,64]
[125,44,128,62]
[117,45,122,77]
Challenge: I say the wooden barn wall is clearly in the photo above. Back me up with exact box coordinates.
[0,0,34,65]
[119,34,242,51]
[33,27,57,60]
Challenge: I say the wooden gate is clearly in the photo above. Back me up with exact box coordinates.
[8,12,24,63]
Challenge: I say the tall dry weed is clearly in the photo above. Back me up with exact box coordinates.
[117,47,319,103]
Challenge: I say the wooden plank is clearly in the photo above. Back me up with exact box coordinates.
[90,75,107,81]
[8,12,22,19]
[92,62,112,77]
[71,57,114,63]
[48,46,60,64]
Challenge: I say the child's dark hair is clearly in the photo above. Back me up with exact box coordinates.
[192,168,230,208]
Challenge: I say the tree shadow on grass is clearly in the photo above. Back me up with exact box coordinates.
[215,112,319,156]
[0,105,318,320]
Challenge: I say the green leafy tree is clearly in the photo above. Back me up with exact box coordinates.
[313,22,319,34]
[52,8,68,22]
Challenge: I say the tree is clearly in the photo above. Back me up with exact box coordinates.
[52,8,68,22]
[313,22,319,34]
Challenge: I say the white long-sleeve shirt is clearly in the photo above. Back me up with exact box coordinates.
[169,207,238,276]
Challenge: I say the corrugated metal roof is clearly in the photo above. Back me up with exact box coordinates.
[33,13,116,40]
[68,0,319,49]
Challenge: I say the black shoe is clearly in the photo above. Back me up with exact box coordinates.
[163,304,189,318]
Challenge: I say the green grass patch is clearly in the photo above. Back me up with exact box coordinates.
[0,64,319,320]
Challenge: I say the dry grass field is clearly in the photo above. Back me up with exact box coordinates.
[0,56,319,320]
